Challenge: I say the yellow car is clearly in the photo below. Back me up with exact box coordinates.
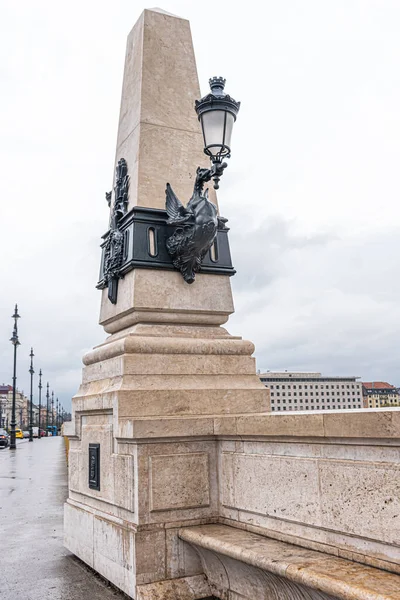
[15,429,24,439]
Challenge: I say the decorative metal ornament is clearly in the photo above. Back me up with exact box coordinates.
[165,166,228,284]
[97,158,129,304]
[88,443,100,491]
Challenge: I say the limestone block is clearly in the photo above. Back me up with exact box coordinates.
[137,441,218,525]
[113,453,135,512]
[117,384,269,418]
[235,413,325,437]
[150,453,210,512]
[318,460,400,545]
[93,516,135,597]
[221,452,322,526]
[323,409,400,439]
[165,527,203,579]
[68,450,81,493]
[135,529,166,584]
[100,269,234,332]
[117,416,215,440]
[64,502,94,568]
[136,574,210,600]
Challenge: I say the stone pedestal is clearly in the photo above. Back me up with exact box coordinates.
[64,8,269,599]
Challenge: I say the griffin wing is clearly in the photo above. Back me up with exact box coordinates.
[165,183,191,224]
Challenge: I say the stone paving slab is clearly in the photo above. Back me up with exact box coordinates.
[0,437,126,600]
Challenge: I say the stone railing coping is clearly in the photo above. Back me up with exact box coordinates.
[179,524,400,600]
[114,409,400,440]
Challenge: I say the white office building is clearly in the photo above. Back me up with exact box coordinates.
[259,372,363,412]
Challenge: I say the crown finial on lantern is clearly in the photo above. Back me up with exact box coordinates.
[209,76,226,95]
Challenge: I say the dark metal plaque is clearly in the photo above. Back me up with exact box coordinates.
[88,443,100,490]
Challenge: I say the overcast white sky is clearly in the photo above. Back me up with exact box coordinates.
[1,0,400,410]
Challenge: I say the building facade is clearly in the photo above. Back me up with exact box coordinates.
[362,382,400,408]
[0,385,45,429]
[259,372,363,412]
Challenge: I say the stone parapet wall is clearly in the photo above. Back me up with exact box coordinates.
[216,410,400,574]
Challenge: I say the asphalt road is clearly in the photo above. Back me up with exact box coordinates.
[0,436,126,599]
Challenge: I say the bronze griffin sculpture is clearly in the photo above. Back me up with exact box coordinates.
[165,163,227,284]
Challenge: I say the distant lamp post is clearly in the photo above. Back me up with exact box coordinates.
[38,369,42,439]
[9,304,21,450]
[195,77,240,189]
[28,348,34,442]
[56,397,59,434]
[46,383,50,436]
[51,391,54,432]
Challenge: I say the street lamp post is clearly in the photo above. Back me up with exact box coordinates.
[9,305,20,450]
[28,348,34,442]
[195,77,240,189]
[163,78,240,285]
[38,370,42,440]
[51,391,54,432]
[46,383,50,436]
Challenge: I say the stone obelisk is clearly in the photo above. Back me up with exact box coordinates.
[64,9,269,600]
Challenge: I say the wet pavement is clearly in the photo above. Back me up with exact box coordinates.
[0,437,126,600]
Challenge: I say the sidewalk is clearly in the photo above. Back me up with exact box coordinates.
[0,437,125,600]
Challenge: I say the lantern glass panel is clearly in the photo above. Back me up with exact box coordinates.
[224,112,235,149]
[201,110,226,155]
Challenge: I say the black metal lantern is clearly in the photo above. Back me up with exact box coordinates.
[195,77,240,188]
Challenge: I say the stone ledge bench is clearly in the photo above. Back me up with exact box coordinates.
[179,524,400,600]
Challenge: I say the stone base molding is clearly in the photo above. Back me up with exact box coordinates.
[179,524,400,600]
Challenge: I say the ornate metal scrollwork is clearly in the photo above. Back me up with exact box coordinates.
[97,158,129,304]
[165,162,228,284]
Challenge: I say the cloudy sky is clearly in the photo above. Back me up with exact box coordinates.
[1,0,400,410]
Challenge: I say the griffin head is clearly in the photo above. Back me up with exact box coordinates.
[165,169,219,284]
